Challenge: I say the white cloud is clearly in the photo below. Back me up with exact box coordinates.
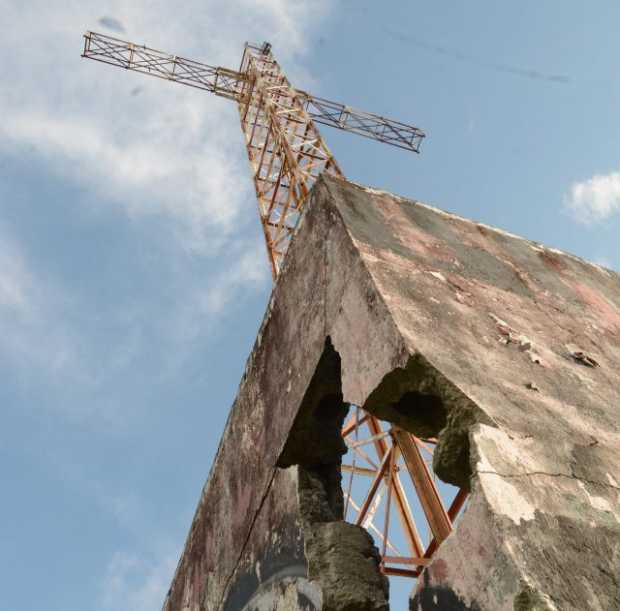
[0,0,331,251]
[202,242,269,315]
[565,171,620,224]
[169,238,269,346]
[0,234,32,312]
[0,7,330,606]
[0,227,84,381]
[100,550,178,611]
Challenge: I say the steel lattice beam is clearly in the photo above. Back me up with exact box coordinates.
[82,31,425,276]
[342,413,468,579]
[82,32,245,99]
[298,94,425,152]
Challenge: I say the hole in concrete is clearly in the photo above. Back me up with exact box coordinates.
[340,407,466,610]
[277,342,482,609]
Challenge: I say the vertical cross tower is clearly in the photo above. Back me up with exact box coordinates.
[238,43,343,277]
[82,31,425,278]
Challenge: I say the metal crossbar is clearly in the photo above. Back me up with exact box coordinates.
[298,94,425,152]
[82,32,245,100]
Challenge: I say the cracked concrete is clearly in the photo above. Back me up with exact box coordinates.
[163,176,620,610]
[478,470,620,491]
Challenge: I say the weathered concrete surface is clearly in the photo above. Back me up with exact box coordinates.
[164,175,620,610]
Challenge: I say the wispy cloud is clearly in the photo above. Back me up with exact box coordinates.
[0,232,32,312]
[0,226,85,383]
[1,4,329,609]
[0,220,269,428]
[202,242,268,315]
[170,238,269,346]
[0,0,330,252]
[100,550,179,611]
[564,171,620,224]
[3,109,249,255]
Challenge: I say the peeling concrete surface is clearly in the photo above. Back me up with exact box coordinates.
[163,176,620,610]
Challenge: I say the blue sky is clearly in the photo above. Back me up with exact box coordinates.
[1,2,619,610]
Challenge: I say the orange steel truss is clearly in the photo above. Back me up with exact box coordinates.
[341,409,468,578]
[82,31,425,277]
[81,32,465,579]
[237,43,343,277]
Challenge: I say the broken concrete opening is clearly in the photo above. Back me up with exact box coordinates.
[362,355,489,492]
[340,409,465,600]
[278,336,471,609]
[340,362,471,603]
[163,176,620,611]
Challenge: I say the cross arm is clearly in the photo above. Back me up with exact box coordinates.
[82,32,426,153]
[82,31,245,101]
[297,93,426,153]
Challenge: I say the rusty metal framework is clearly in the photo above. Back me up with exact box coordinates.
[236,42,343,276]
[342,410,468,578]
[80,31,459,578]
[82,31,425,276]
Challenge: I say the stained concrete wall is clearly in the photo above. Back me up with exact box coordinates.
[164,176,620,610]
